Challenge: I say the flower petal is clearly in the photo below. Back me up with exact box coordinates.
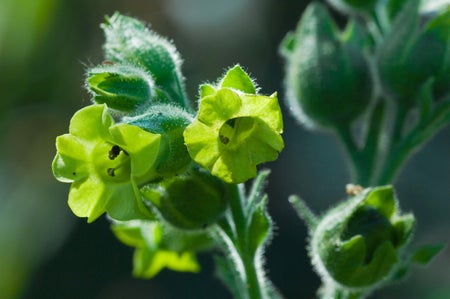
[134,248,200,278]
[53,134,91,182]
[106,180,154,221]
[68,176,108,222]
[69,104,114,141]
[52,153,90,183]
[183,121,219,168]
[219,64,256,94]
[238,93,283,132]
[198,89,242,127]
[109,123,161,178]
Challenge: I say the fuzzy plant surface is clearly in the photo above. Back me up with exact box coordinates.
[280,0,448,298]
[51,1,447,298]
[53,12,284,299]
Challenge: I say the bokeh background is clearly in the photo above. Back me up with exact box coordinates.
[0,0,449,298]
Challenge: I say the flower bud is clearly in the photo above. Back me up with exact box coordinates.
[378,1,450,105]
[102,13,188,108]
[280,2,372,129]
[86,64,154,112]
[124,104,194,178]
[141,168,228,230]
[311,186,415,287]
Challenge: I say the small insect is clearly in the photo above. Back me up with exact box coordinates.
[346,184,364,196]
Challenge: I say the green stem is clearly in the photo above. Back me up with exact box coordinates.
[376,102,450,184]
[215,183,267,299]
[335,124,373,186]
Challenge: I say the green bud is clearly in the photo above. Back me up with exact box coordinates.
[102,13,188,108]
[141,168,228,230]
[311,186,415,288]
[86,64,154,112]
[378,1,450,105]
[280,2,372,129]
[124,104,194,177]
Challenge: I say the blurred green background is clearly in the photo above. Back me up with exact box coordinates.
[0,0,449,298]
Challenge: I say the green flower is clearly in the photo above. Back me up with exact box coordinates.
[184,65,284,184]
[112,219,213,278]
[52,104,161,222]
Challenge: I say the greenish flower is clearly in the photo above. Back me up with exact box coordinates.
[183,65,284,184]
[52,104,161,222]
[112,219,213,278]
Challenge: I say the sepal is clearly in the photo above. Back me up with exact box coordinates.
[86,64,154,112]
[125,104,194,177]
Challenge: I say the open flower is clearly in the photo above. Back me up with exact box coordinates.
[52,104,161,222]
[112,219,213,278]
[184,65,284,183]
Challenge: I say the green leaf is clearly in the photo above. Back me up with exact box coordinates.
[247,197,271,257]
[220,65,256,94]
[246,169,270,216]
[214,255,244,299]
[289,195,318,230]
[412,244,445,265]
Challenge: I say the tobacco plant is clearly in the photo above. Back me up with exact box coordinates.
[52,0,449,298]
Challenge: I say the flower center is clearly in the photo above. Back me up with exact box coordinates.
[93,142,131,182]
[219,117,256,148]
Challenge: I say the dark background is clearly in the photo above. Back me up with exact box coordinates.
[0,0,449,298]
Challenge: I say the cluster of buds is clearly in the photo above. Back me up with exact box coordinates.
[281,0,450,131]
[52,13,284,277]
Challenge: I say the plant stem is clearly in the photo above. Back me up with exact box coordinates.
[376,102,450,184]
[335,124,373,186]
[215,183,268,299]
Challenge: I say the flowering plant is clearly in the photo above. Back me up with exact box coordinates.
[53,1,448,297]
